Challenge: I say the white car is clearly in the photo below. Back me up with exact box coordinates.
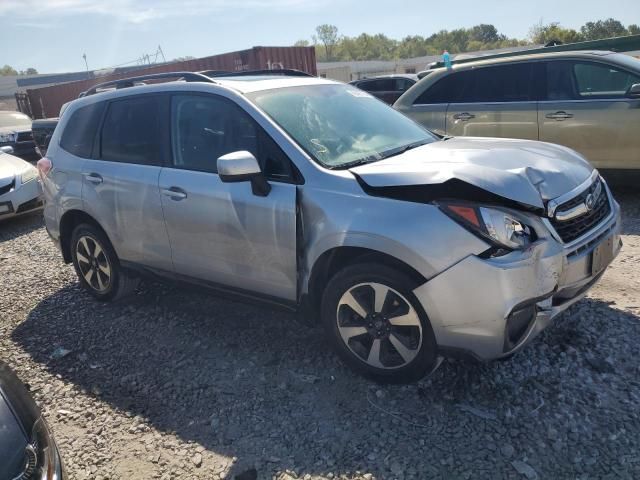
[0,146,43,221]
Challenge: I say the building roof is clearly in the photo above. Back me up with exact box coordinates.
[0,64,169,99]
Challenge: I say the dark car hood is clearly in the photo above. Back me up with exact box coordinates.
[351,136,594,209]
[0,362,37,480]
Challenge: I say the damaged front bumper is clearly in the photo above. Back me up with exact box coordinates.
[413,194,622,361]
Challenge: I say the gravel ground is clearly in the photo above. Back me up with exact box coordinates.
[1,188,639,480]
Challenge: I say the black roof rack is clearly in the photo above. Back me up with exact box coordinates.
[80,71,215,97]
[201,69,314,78]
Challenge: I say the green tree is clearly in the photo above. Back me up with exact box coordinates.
[628,24,640,35]
[469,24,503,44]
[529,22,583,44]
[25,67,38,75]
[581,18,628,40]
[315,24,340,61]
[0,65,18,76]
[294,39,310,47]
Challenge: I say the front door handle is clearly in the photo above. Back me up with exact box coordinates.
[84,173,103,184]
[161,186,187,201]
[546,111,574,120]
[453,112,476,121]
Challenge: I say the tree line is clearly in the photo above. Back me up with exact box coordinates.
[0,65,38,76]
[297,18,640,62]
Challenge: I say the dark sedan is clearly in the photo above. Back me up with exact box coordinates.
[349,74,418,104]
[0,361,65,479]
[0,111,38,162]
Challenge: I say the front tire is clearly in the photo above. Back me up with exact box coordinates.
[70,223,138,301]
[321,263,438,383]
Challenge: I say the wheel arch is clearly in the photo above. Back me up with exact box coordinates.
[304,245,428,323]
[58,210,112,264]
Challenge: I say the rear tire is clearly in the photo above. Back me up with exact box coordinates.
[70,223,138,301]
[321,263,438,383]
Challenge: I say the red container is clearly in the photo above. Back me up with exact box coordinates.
[25,46,316,118]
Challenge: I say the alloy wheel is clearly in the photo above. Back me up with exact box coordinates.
[76,235,111,293]
[336,282,423,369]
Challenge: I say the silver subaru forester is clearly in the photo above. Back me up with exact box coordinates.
[39,71,621,382]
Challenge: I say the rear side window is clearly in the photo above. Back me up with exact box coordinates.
[60,102,105,158]
[413,74,464,104]
[359,79,395,92]
[395,78,415,91]
[100,95,166,165]
[457,63,535,103]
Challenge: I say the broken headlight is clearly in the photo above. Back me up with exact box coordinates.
[440,203,534,250]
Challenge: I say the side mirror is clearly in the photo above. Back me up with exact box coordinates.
[0,146,14,154]
[627,83,640,98]
[217,151,271,197]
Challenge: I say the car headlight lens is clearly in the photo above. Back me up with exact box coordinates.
[0,132,16,143]
[21,167,38,184]
[440,202,534,250]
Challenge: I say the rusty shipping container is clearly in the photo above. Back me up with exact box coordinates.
[25,46,316,118]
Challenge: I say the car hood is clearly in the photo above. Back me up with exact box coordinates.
[0,152,31,182]
[351,137,594,209]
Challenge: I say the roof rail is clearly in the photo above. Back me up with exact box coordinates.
[80,71,216,97]
[428,33,640,70]
[202,69,314,78]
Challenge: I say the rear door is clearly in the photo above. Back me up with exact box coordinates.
[538,59,640,170]
[445,62,539,140]
[82,94,173,271]
[159,93,298,301]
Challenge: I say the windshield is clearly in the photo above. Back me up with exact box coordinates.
[247,84,437,168]
[0,112,31,129]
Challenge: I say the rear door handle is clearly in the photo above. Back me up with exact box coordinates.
[453,112,475,121]
[546,111,574,120]
[84,173,103,184]
[161,186,187,201]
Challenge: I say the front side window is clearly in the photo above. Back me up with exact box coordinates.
[248,84,437,168]
[545,60,640,100]
[60,102,105,158]
[101,95,165,165]
[171,94,294,180]
[573,62,639,98]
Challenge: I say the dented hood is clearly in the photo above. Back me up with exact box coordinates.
[351,137,594,209]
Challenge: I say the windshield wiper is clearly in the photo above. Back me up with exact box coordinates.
[377,140,430,160]
[328,155,381,170]
[329,140,430,170]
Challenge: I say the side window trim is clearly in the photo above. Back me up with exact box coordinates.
[168,92,303,184]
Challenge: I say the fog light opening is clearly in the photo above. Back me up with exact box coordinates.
[504,305,537,352]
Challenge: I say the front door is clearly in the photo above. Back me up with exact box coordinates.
[159,93,298,301]
[445,62,539,140]
[538,59,640,170]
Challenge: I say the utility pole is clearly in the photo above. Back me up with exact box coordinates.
[82,53,89,78]
[158,45,166,63]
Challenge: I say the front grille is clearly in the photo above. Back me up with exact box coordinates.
[0,179,15,196]
[16,131,33,142]
[550,178,611,243]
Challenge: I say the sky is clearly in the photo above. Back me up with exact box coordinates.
[1,0,639,74]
